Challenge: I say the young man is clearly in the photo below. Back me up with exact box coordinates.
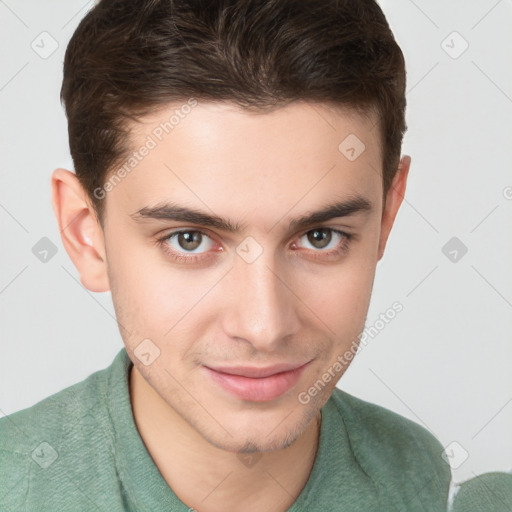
[0,0,453,510]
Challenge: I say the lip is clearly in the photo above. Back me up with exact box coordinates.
[207,362,308,378]
[203,361,311,402]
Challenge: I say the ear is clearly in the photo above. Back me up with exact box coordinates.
[51,168,110,292]
[377,155,411,261]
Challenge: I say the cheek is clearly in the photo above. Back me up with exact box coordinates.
[298,255,376,329]
[106,242,175,342]
[301,267,375,382]
[108,244,220,341]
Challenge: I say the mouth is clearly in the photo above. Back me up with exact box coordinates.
[202,361,311,402]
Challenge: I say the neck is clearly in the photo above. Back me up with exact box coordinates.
[129,365,322,512]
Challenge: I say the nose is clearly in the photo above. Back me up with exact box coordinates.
[221,250,301,352]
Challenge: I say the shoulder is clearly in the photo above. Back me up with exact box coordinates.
[0,358,110,449]
[329,387,451,510]
[330,387,446,459]
[0,351,124,509]
[450,471,512,512]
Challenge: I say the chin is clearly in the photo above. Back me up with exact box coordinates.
[205,430,298,454]
[196,403,319,454]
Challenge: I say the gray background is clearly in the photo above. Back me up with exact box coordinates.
[1,0,511,484]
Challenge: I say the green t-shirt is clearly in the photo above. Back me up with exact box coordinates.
[1,347,451,511]
[449,472,512,512]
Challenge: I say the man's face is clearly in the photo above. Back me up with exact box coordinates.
[101,100,390,453]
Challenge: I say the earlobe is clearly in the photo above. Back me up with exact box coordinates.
[51,168,110,292]
[377,155,411,261]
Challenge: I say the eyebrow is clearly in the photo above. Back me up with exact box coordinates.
[129,195,373,233]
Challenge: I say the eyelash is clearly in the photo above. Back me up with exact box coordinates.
[155,227,353,264]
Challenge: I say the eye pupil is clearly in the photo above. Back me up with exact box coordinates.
[307,228,331,249]
[178,231,202,250]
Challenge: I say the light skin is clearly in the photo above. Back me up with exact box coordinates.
[51,100,410,512]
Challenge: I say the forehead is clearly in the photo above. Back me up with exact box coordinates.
[105,100,383,229]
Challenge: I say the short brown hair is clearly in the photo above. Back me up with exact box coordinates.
[60,0,407,227]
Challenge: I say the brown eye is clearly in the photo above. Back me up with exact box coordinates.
[177,230,203,251]
[306,228,332,249]
[293,227,353,260]
[158,229,215,259]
